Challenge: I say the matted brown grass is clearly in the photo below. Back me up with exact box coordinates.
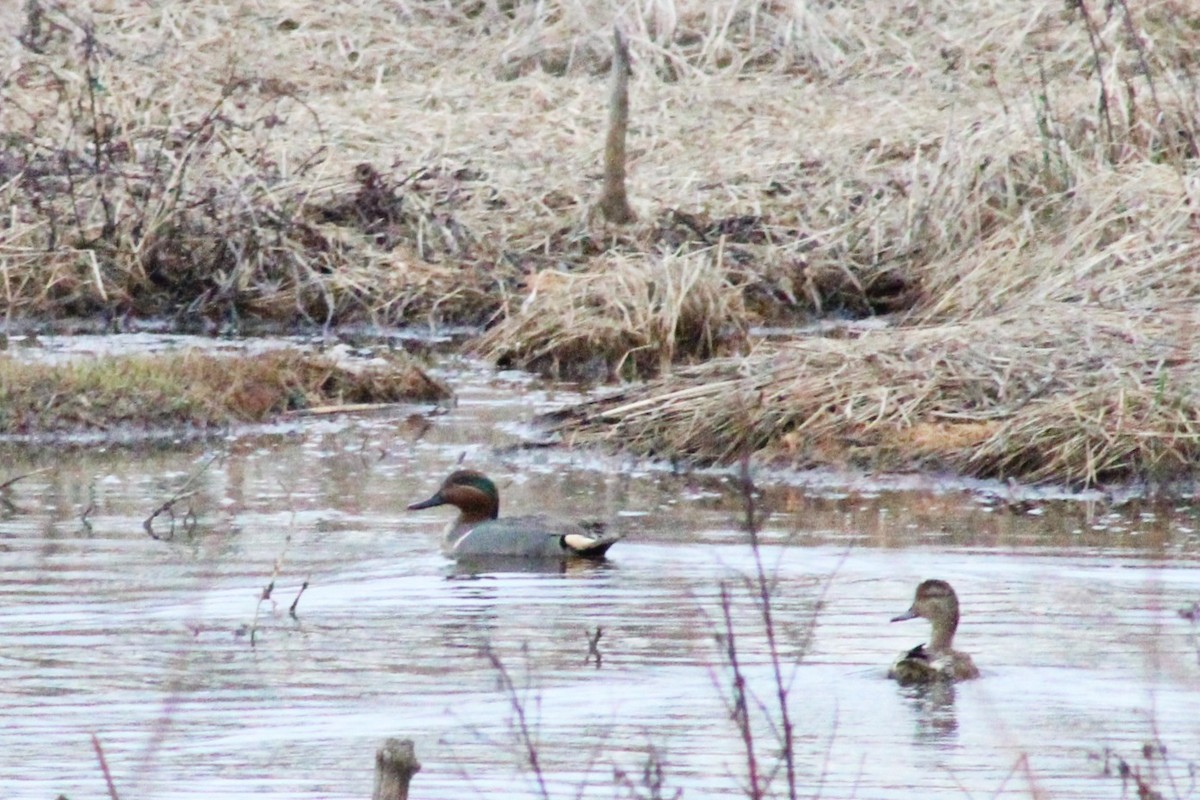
[0,349,449,434]
[475,246,747,379]
[13,0,1176,334]
[551,302,1200,486]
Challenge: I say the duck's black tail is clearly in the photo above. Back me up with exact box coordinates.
[563,529,623,559]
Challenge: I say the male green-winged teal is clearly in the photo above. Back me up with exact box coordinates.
[889,579,980,684]
[407,469,621,559]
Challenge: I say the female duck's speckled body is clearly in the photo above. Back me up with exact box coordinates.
[407,470,621,559]
[889,579,980,684]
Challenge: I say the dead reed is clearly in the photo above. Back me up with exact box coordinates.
[0,349,448,434]
[551,303,1200,486]
[1091,740,1196,800]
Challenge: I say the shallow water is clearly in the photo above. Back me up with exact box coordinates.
[1,348,1199,799]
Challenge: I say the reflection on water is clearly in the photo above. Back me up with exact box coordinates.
[0,358,1199,799]
[448,555,617,578]
[897,682,960,744]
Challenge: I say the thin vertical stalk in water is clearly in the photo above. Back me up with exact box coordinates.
[91,733,120,800]
[738,455,796,800]
[483,644,550,800]
[719,582,761,799]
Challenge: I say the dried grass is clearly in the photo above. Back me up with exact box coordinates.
[6,2,1187,332]
[475,246,746,379]
[551,302,1200,486]
[3,1,1200,480]
[0,349,448,434]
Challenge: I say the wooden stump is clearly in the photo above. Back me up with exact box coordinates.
[373,738,420,800]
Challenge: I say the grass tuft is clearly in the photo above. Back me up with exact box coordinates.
[0,349,448,435]
[476,246,747,380]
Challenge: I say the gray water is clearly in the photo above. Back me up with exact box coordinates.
[1,343,1198,799]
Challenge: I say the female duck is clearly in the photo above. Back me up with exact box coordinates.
[407,469,621,559]
[889,579,980,684]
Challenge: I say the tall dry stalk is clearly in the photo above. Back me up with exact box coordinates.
[595,26,637,224]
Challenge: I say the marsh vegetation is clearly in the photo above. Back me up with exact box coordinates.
[0,347,448,435]
[2,0,1199,480]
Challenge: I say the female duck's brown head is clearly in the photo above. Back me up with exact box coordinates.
[891,578,962,652]
[406,470,500,525]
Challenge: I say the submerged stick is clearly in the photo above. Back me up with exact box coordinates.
[142,490,200,540]
[0,466,52,493]
[595,26,637,224]
[583,625,604,668]
[373,738,421,800]
[142,452,221,539]
[288,578,309,619]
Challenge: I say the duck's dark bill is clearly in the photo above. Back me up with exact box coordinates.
[407,493,445,510]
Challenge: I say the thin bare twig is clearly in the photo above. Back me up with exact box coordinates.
[143,452,222,539]
[0,466,52,492]
[482,644,550,800]
[249,530,294,647]
[250,577,275,647]
[718,581,761,799]
[736,456,795,800]
[90,733,120,800]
